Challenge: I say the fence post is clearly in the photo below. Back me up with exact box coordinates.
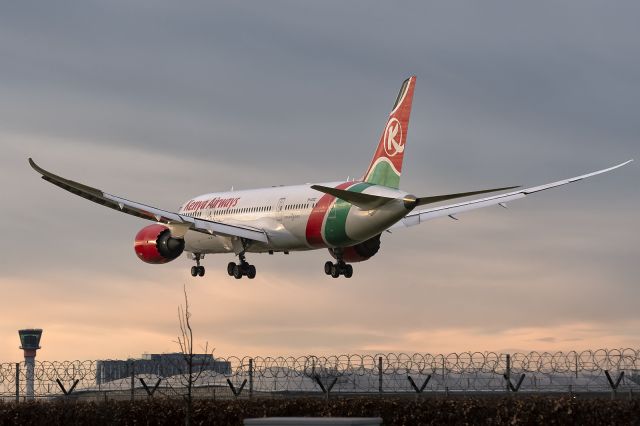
[130,360,135,401]
[604,370,624,400]
[15,362,20,403]
[378,356,383,394]
[442,357,447,390]
[407,375,431,394]
[505,354,511,393]
[249,358,254,399]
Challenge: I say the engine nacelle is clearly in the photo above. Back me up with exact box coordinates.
[329,234,381,263]
[134,224,185,264]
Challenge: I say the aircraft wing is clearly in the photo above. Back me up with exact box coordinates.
[28,158,269,243]
[390,160,633,229]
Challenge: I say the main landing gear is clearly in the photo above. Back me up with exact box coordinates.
[227,252,256,279]
[190,253,205,277]
[324,261,353,278]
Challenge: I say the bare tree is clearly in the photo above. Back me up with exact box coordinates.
[175,284,214,426]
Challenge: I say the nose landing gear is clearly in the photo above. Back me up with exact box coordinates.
[190,253,205,277]
[324,260,353,278]
[227,252,256,279]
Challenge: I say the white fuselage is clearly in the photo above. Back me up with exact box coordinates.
[178,181,411,255]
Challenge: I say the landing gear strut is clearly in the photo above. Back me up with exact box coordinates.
[324,260,353,278]
[190,253,205,277]
[227,252,256,279]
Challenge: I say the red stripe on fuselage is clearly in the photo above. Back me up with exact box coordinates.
[305,182,353,248]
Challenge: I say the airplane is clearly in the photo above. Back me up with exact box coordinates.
[29,76,632,279]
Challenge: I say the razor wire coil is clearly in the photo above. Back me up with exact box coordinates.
[1,349,639,398]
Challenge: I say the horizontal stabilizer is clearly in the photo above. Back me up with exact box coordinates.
[311,185,395,210]
[414,186,520,207]
[312,184,520,211]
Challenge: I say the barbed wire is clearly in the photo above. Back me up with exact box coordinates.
[1,349,639,399]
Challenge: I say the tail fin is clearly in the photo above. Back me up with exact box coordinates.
[362,76,416,189]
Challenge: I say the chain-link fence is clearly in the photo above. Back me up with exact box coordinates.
[2,349,639,401]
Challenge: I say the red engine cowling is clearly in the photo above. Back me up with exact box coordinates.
[134,224,185,264]
[329,234,381,263]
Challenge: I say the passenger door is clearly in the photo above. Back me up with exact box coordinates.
[276,197,286,222]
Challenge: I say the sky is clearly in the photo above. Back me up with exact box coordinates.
[0,1,638,361]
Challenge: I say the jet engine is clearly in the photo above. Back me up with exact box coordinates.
[329,234,381,263]
[134,224,185,264]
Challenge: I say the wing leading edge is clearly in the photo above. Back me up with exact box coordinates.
[390,160,633,229]
[28,158,268,243]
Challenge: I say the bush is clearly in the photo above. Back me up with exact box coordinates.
[1,396,639,425]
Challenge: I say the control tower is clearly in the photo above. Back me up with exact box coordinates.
[18,329,42,400]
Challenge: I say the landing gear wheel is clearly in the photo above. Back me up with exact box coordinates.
[229,249,257,279]
[331,265,340,278]
[247,265,256,279]
[344,264,353,278]
[191,253,205,278]
[233,264,243,279]
[325,259,354,278]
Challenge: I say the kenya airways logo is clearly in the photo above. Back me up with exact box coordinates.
[383,118,404,157]
[184,197,240,211]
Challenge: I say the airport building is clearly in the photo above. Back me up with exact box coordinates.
[96,353,231,385]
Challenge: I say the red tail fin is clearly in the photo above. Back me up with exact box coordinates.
[363,76,416,189]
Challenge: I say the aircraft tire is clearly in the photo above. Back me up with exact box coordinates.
[247,265,256,279]
[324,261,333,275]
[227,262,236,276]
[233,265,243,279]
[331,265,340,278]
[344,264,353,278]
[198,266,205,277]
[191,266,198,277]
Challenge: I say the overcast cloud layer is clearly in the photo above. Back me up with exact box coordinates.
[0,1,638,361]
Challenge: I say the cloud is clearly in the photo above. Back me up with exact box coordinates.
[0,1,638,361]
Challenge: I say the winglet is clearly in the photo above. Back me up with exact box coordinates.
[523,159,633,194]
[28,157,104,197]
[28,157,41,173]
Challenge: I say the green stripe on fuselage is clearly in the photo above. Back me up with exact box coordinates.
[324,182,372,246]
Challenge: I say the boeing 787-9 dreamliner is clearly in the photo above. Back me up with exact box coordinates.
[29,76,631,279]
